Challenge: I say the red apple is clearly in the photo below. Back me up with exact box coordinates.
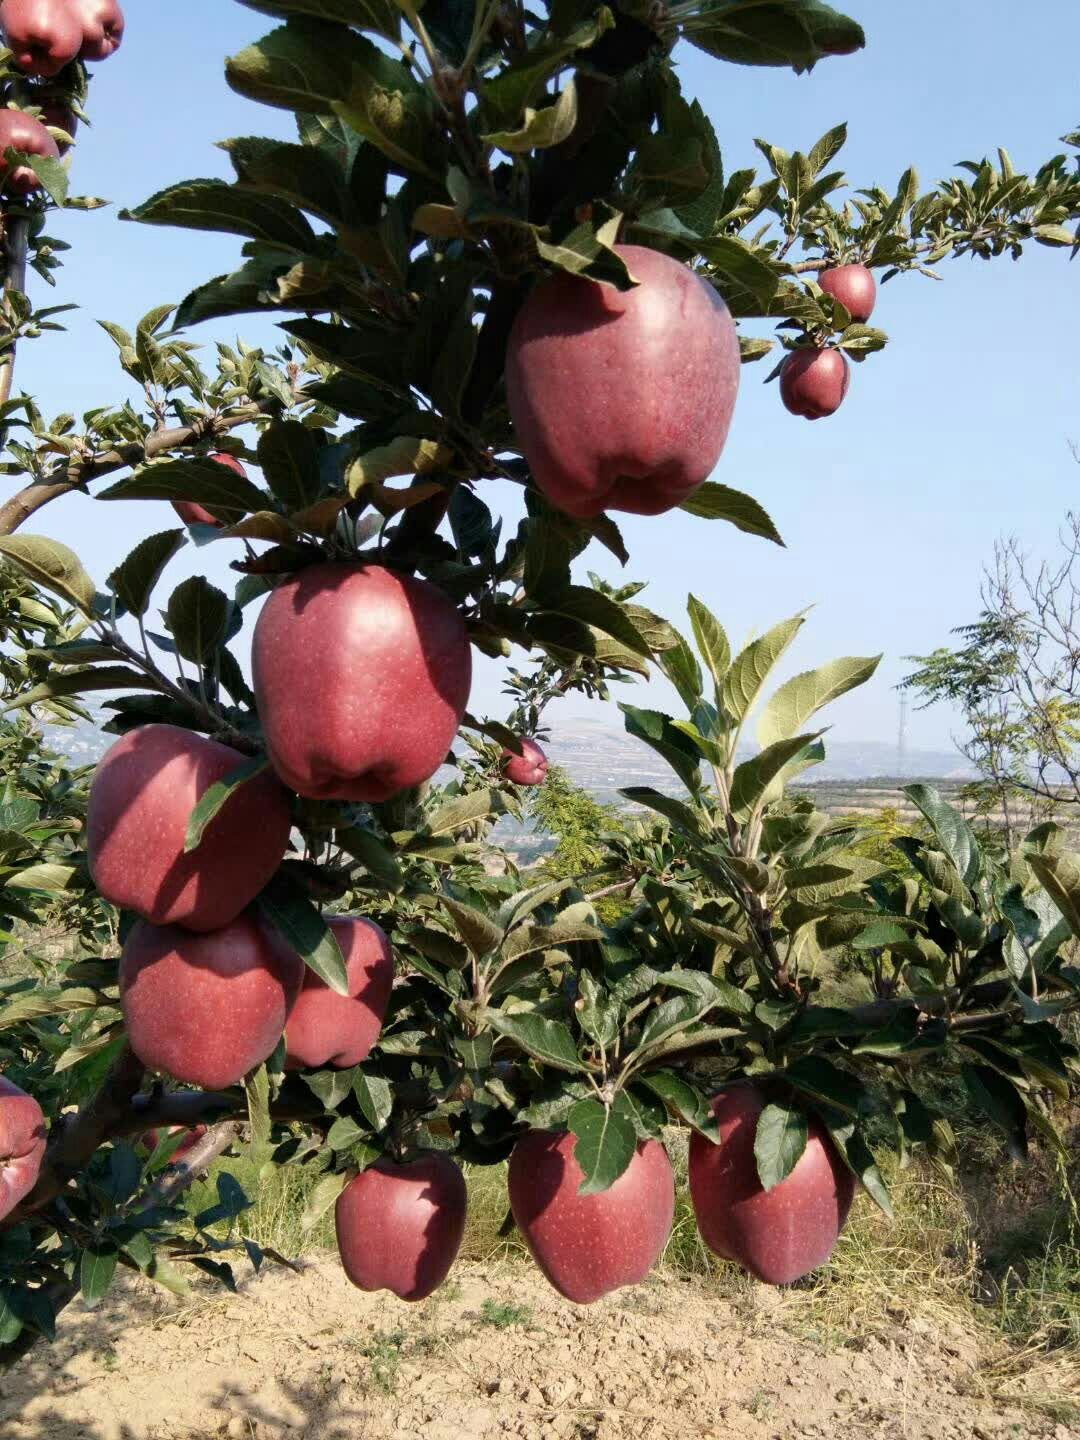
[87,724,293,934]
[336,1153,467,1301]
[508,1130,675,1304]
[252,562,472,803]
[0,1076,46,1220]
[171,452,247,527]
[779,347,850,419]
[689,1083,855,1285]
[0,107,59,194]
[284,916,394,1070]
[0,0,82,77]
[818,263,876,323]
[501,736,548,787]
[505,244,740,519]
[66,0,123,60]
[120,912,304,1090]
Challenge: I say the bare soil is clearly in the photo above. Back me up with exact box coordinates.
[1,1258,1076,1440]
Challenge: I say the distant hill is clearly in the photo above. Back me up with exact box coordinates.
[40,708,972,799]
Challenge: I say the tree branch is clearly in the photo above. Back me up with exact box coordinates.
[0,215,29,409]
[0,402,263,537]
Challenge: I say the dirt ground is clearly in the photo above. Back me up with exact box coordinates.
[0,1258,1076,1440]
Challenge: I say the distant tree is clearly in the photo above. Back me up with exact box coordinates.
[904,503,1080,850]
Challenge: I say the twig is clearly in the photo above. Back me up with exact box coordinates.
[0,214,29,408]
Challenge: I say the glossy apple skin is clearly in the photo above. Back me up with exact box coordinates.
[501,736,548,787]
[818,264,876,323]
[689,1083,856,1285]
[0,107,59,194]
[779,347,850,420]
[506,244,740,519]
[120,913,304,1090]
[508,1130,675,1304]
[87,724,293,934]
[336,1154,467,1301]
[0,0,82,77]
[284,916,394,1070]
[0,1076,46,1221]
[67,0,123,60]
[171,452,246,528]
[253,563,472,803]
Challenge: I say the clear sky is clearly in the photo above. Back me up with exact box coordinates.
[13,0,1080,754]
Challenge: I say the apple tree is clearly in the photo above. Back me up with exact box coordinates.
[0,0,1078,1358]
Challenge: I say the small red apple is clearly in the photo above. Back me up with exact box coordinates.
[284,917,394,1070]
[252,562,472,803]
[508,1130,675,1304]
[0,107,59,194]
[66,0,123,60]
[336,1153,467,1301]
[779,347,850,420]
[0,1076,46,1221]
[171,452,247,528]
[688,1083,855,1285]
[501,736,548,787]
[120,912,304,1090]
[88,724,293,933]
[0,0,82,77]
[818,263,876,323]
[506,244,740,518]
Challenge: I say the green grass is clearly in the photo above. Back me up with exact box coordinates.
[478,1298,533,1328]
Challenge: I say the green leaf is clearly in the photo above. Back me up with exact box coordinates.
[781,1056,864,1114]
[258,872,348,995]
[637,1071,718,1139]
[425,789,505,836]
[548,586,652,658]
[439,896,503,959]
[728,731,824,819]
[245,1063,272,1157]
[678,483,784,543]
[79,1247,118,1309]
[960,1063,1027,1159]
[685,1,865,72]
[695,236,781,308]
[687,594,730,693]
[619,704,702,793]
[257,420,322,510]
[656,626,704,711]
[4,667,160,715]
[121,179,316,249]
[619,787,704,837]
[753,1102,808,1190]
[353,1068,393,1131]
[335,827,403,889]
[302,1067,359,1110]
[98,458,270,515]
[327,1114,366,1149]
[165,577,231,665]
[483,81,578,154]
[185,758,271,854]
[0,986,100,1030]
[808,121,847,176]
[482,1010,585,1073]
[238,0,399,41]
[758,656,880,748]
[722,612,806,724]
[107,530,186,618]
[1022,844,1080,939]
[904,784,981,890]
[302,1169,348,1231]
[823,1115,893,1217]
[226,20,357,113]
[0,535,97,614]
[568,1097,637,1196]
[6,863,77,893]
[330,35,442,176]
[481,8,614,127]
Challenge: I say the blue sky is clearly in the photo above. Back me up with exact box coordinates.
[14,0,1080,753]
